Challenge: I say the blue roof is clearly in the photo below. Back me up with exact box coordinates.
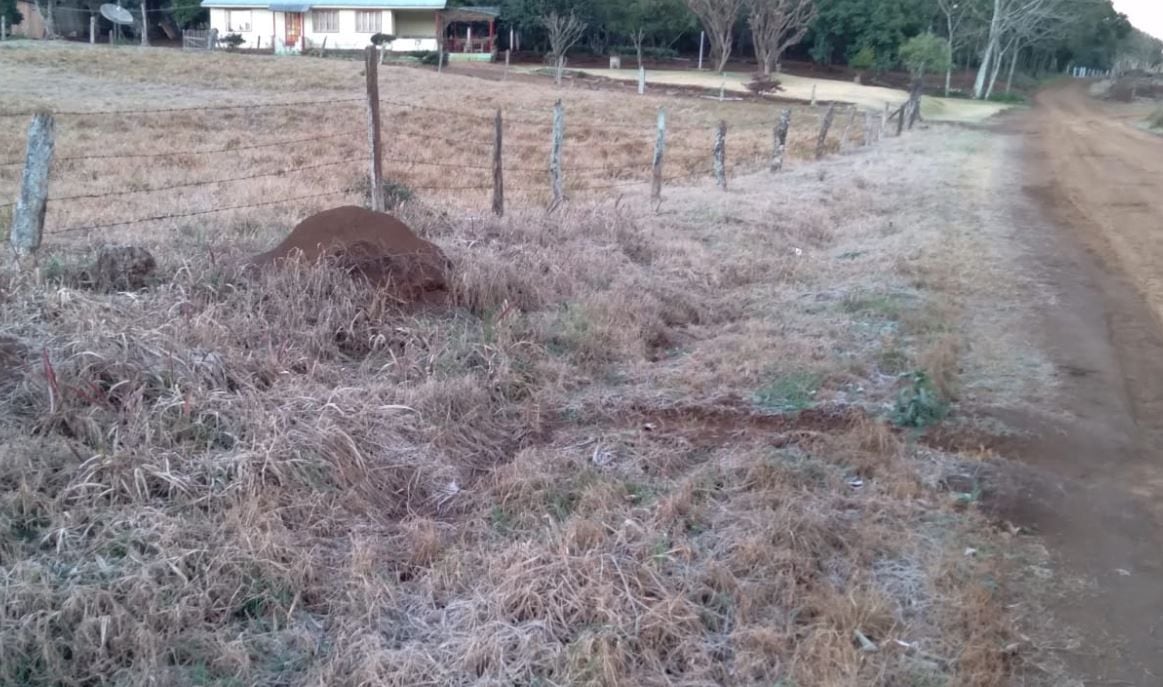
[202,0,445,7]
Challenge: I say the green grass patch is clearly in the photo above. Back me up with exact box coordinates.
[891,371,949,428]
[754,370,821,412]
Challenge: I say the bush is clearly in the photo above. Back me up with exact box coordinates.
[415,50,448,66]
[745,73,782,94]
[1149,108,1163,130]
[848,46,876,71]
[986,91,1026,104]
[608,45,679,60]
[370,32,395,46]
[899,32,950,77]
[220,32,245,50]
[891,371,949,429]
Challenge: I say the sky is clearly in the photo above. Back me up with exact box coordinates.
[1113,0,1163,40]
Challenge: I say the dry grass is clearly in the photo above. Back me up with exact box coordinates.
[0,42,1060,686]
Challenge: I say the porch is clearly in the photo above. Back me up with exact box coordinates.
[438,6,499,61]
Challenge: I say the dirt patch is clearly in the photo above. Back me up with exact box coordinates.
[251,205,451,300]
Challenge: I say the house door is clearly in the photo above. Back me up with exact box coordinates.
[284,12,303,49]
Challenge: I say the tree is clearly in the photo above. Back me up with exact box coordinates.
[685,0,747,72]
[972,0,1071,98]
[170,0,209,28]
[899,32,951,78]
[936,0,985,96]
[1,0,22,28]
[31,0,55,37]
[542,10,587,83]
[609,0,695,67]
[748,0,818,76]
[807,0,931,69]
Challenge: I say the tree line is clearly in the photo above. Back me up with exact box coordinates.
[491,0,1162,98]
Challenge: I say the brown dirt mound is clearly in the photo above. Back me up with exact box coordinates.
[251,206,451,298]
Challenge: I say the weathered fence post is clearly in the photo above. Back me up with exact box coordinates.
[863,111,873,146]
[504,49,510,80]
[549,99,564,209]
[318,36,327,57]
[881,102,889,139]
[896,102,905,137]
[907,83,923,130]
[437,42,444,73]
[638,66,646,95]
[207,27,217,50]
[10,114,55,257]
[651,108,666,201]
[140,3,149,46]
[810,84,817,107]
[698,31,704,70]
[815,103,835,159]
[771,109,790,172]
[713,120,727,190]
[2,16,7,41]
[840,106,856,151]
[492,109,504,217]
[364,46,384,212]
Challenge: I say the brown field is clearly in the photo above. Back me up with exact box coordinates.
[0,42,1064,686]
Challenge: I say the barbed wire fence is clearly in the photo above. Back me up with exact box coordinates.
[2,47,922,258]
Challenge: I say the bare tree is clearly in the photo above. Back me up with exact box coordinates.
[937,0,978,96]
[748,0,817,77]
[542,11,588,85]
[686,0,747,73]
[973,0,1069,99]
[33,0,56,38]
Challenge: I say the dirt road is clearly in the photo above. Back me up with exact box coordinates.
[998,81,1163,683]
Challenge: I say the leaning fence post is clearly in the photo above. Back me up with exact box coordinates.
[815,103,835,159]
[840,106,856,151]
[10,114,55,257]
[651,108,666,201]
[771,109,790,172]
[492,109,504,217]
[638,66,646,95]
[908,83,922,129]
[896,102,906,137]
[364,46,384,212]
[549,99,564,209]
[713,120,727,190]
[140,3,149,46]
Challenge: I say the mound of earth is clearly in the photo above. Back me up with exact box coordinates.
[252,206,450,299]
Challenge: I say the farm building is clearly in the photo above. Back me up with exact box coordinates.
[199,0,481,55]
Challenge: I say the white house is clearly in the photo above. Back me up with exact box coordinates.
[200,0,445,54]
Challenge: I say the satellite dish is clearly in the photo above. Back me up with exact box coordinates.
[100,3,135,25]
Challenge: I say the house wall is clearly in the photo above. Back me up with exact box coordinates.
[208,8,436,53]
[209,7,276,50]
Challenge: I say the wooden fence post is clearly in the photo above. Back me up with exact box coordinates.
[492,109,504,217]
[698,31,704,70]
[896,102,905,137]
[907,83,922,129]
[140,3,149,46]
[863,111,873,146]
[638,66,646,95]
[815,103,835,159]
[713,120,727,190]
[504,49,510,80]
[10,114,55,257]
[840,106,856,151]
[2,16,7,41]
[810,84,817,107]
[207,27,217,50]
[364,46,384,212]
[771,109,790,172]
[549,99,564,209]
[651,108,666,201]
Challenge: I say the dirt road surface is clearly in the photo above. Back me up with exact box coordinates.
[996,81,1163,683]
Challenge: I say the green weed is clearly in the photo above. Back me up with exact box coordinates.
[891,371,949,428]
[754,370,821,412]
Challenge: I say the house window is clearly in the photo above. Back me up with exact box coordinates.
[355,11,380,33]
[312,10,339,33]
[227,10,251,32]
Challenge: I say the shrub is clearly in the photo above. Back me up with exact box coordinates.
[220,33,245,50]
[986,91,1026,104]
[370,32,395,46]
[891,371,949,428]
[608,45,679,60]
[848,46,876,72]
[745,73,782,94]
[415,49,448,66]
[1150,108,1163,130]
[899,33,950,78]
